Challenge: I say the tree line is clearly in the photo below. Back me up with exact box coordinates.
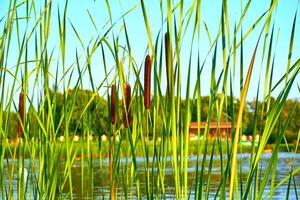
[3,89,300,144]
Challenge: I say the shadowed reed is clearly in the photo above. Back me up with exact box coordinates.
[110,84,116,125]
[144,55,152,110]
[123,83,131,128]
[17,91,24,138]
[164,32,173,98]
[109,85,116,200]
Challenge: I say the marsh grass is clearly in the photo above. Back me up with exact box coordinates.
[0,0,300,199]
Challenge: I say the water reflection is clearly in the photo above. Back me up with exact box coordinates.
[2,152,300,199]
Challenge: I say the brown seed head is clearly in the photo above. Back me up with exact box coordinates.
[17,91,25,138]
[144,55,152,110]
[110,84,116,125]
[165,32,173,98]
[123,83,131,128]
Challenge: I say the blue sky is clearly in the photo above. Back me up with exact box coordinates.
[1,0,299,106]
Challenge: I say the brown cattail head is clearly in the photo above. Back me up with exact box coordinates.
[144,55,152,110]
[110,84,116,125]
[123,83,131,128]
[17,91,25,138]
[164,32,173,98]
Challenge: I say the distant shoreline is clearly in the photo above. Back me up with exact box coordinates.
[2,140,298,159]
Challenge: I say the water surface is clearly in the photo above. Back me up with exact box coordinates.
[2,152,300,199]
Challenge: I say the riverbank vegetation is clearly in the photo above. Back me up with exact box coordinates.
[2,140,299,159]
[4,89,300,144]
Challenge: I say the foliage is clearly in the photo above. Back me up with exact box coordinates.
[5,92,300,143]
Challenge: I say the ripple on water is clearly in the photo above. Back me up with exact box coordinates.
[2,152,300,199]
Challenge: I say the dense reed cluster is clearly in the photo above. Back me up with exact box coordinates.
[1,0,299,200]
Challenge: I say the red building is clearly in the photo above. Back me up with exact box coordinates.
[189,121,236,140]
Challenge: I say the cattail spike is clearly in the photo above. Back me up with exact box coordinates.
[144,55,152,110]
[123,83,131,128]
[111,84,116,125]
[165,32,173,98]
[17,91,25,138]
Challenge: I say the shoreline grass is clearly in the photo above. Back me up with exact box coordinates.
[2,140,299,159]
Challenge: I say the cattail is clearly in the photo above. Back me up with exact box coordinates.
[17,91,25,138]
[109,84,116,199]
[144,55,152,110]
[110,84,116,125]
[165,32,173,98]
[123,83,131,128]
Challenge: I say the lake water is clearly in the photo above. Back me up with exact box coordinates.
[2,152,300,199]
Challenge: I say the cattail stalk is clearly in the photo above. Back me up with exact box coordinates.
[123,83,131,128]
[110,84,116,125]
[109,149,114,200]
[144,55,152,110]
[110,84,116,199]
[165,32,173,98]
[17,91,25,138]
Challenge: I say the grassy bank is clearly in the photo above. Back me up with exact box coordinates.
[2,139,298,159]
